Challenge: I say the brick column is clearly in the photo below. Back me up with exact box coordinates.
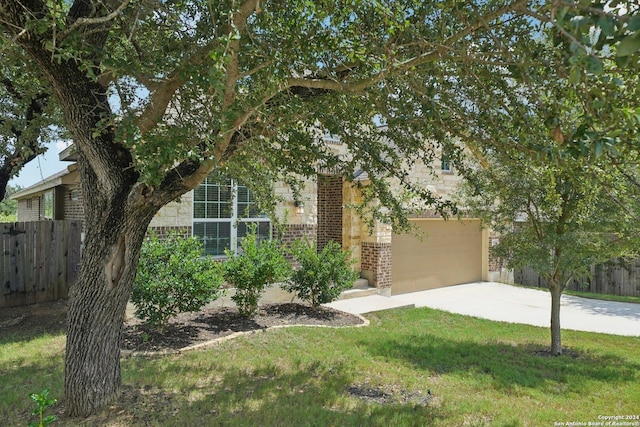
[361,242,392,291]
[317,175,343,250]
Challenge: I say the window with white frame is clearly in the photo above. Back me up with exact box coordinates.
[192,174,271,256]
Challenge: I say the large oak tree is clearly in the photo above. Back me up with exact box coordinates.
[1,0,561,417]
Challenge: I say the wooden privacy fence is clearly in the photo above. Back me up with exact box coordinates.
[1,220,82,308]
[515,259,640,297]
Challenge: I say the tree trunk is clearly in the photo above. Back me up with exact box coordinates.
[0,170,9,201]
[549,280,563,356]
[1,4,202,417]
[64,199,155,416]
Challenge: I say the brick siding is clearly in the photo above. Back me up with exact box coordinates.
[279,224,317,246]
[277,224,317,265]
[317,174,343,250]
[63,186,85,222]
[488,236,506,272]
[361,241,392,289]
[17,197,41,221]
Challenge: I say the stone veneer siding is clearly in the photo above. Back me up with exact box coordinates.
[361,241,392,289]
[317,175,343,250]
[147,225,192,239]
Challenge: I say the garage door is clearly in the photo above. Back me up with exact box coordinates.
[391,219,484,295]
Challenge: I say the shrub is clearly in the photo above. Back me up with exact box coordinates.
[223,231,291,317]
[284,239,358,307]
[131,233,223,330]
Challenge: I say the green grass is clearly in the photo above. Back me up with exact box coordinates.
[2,308,639,426]
[563,289,640,304]
[512,282,640,304]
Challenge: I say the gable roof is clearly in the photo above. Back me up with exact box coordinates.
[10,164,79,200]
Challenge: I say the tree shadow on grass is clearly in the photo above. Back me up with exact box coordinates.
[358,333,640,393]
[0,302,67,345]
[66,360,449,427]
[0,353,64,425]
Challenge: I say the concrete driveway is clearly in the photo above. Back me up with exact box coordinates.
[326,281,640,337]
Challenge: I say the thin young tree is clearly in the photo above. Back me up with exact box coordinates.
[443,36,640,355]
[462,147,640,355]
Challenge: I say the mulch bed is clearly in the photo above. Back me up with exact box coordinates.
[122,303,366,353]
[0,300,366,354]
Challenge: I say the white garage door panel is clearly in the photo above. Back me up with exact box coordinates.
[391,220,483,295]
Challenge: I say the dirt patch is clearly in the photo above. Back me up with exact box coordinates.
[530,347,581,358]
[0,300,67,339]
[346,382,436,406]
[1,300,365,353]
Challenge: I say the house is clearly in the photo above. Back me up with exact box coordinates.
[12,136,498,296]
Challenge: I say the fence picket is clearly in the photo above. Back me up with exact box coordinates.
[0,220,82,308]
[516,259,640,297]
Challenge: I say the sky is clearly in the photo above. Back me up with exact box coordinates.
[9,140,72,190]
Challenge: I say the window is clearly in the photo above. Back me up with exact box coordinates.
[43,191,54,219]
[192,174,270,256]
[440,155,451,173]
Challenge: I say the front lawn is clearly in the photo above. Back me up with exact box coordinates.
[2,307,639,426]
[512,282,640,305]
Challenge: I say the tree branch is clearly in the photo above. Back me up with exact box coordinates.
[525,8,589,54]
[239,60,273,79]
[287,0,530,94]
[134,0,259,135]
[61,0,130,40]
[556,0,636,22]
[221,0,260,108]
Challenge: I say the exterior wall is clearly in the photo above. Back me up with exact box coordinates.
[148,192,204,239]
[273,177,319,263]
[17,197,41,222]
[149,192,193,229]
[62,185,84,222]
[147,225,192,239]
[12,136,478,295]
[279,224,317,246]
[331,140,462,213]
[360,220,393,291]
[274,177,317,227]
[317,175,343,250]
[487,232,514,283]
[488,233,503,272]
[350,144,476,291]
[361,242,392,292]
[389,150,464,214]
